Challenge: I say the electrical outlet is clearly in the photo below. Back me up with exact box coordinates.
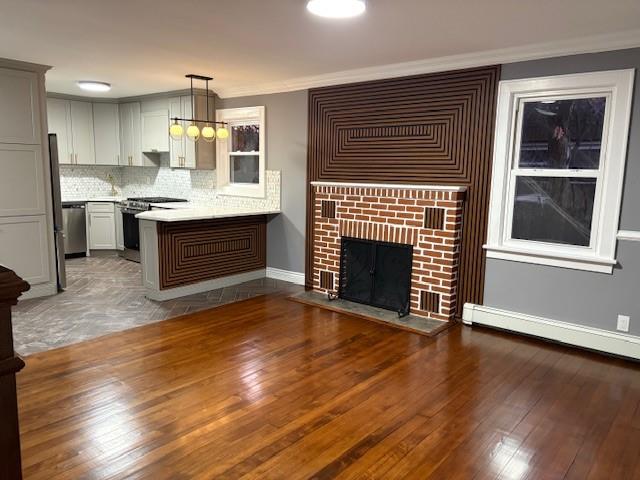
[146,176,151,185]
[617,315,630,333]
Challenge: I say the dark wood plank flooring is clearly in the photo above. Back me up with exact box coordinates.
[16,294,640,479]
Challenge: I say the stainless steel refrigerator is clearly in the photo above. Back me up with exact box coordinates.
[48,134,67,290]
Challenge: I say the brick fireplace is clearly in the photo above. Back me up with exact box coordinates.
[311,182,466,322]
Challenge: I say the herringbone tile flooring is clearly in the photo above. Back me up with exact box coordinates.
[13,253,302,356]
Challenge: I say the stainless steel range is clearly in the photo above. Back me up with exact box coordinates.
[120,197,188,262]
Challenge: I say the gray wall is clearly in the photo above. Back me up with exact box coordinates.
[218,90,308,273]
[484,48,640,337]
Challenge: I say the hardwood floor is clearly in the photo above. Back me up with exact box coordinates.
[17,294,640,479]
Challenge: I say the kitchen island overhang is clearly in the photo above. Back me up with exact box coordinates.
[136,208,280,301]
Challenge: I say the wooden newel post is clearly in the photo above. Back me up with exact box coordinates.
[0,266,29,480]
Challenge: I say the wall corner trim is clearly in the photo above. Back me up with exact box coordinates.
[266,267,306,286]
[462,303,640,360]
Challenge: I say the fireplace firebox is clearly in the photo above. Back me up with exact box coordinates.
[339,237,413,316]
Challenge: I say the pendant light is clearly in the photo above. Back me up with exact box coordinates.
[201,77,216,143]
[168,74,228,143]
[185,75,200,142]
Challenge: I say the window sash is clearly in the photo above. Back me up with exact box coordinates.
[502,93,611,253]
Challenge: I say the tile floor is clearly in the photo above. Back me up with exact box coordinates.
[12,253,302,356]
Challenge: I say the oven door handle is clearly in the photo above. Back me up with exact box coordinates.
[122,208,145,215]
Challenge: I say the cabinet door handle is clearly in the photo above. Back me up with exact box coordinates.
[70,153,74,164]
[75,153,78,164]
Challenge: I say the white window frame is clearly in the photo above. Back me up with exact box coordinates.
[216,106,266,198]
[485,69,635,274]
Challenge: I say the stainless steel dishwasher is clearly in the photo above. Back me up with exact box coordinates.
[62,202,87,256]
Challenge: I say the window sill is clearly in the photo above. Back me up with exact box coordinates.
[483,244,616,274]
[217,183,266,199]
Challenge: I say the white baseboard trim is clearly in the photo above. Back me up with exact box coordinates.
[145,269,266,301]
[463,303,640,360]
[266,267,305,285]
[20,282,57,301]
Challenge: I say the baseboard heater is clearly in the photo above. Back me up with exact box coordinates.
[463,303,640,360]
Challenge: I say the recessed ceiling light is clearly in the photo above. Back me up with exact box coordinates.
[307,0,366,18]
[77,81,111,92]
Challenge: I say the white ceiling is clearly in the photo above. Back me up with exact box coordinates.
[1,0,639,98]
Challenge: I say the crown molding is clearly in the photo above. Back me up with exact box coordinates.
[0,57,51,73]
[216,29,640,98]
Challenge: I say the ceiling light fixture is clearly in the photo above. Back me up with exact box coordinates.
[77,80,111,92]
[169,74,228,143]
[306,0,366,18]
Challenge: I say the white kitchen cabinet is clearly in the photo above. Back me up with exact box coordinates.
[119,102,142,166]
[141,109,169,153]
[0,215,51,285]
[88,202,116,250]
[69,101,96,165]
[115,203,124,251]
[0,144,46,216]
[93,103,120,165]
[47,98,73,164]
[0,68,41,144]
[169,97,185,168]
[47,98,96,165]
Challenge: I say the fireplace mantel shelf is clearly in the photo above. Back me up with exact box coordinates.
[310,181,467,192]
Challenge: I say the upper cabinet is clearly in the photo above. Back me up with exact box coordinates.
[46,98,96,165]
[119,102,142,166]
[0,68,41,144]
[46,98,72,164]
[93,103,120,165]
[69,101,95,165]
[141,110,169,153]
[169,94,215,170]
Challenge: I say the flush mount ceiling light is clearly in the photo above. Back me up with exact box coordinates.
[77,80,111,92]
[306,0,366,18]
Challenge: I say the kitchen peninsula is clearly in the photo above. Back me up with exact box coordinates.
[137,206,280,300]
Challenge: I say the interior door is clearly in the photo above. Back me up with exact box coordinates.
[69,101,96,164]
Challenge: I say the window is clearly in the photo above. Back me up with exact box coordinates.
[485,70,634,273]
[216,106,265,197]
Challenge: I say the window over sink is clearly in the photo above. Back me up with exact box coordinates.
[485,70,635,273]
[216,106,265,197]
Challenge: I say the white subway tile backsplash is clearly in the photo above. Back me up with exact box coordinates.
[60,160,280,211]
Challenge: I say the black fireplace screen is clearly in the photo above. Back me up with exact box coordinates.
[339,237,413,316]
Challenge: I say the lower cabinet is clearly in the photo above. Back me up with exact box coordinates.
[115,203,124,251]
[88,202,116,250]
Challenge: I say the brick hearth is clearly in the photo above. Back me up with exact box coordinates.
[312,182,466,322]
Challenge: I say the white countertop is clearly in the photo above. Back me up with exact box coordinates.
[136,206,281,222]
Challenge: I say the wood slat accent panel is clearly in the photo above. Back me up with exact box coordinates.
[420,291,440,314]
[319,270,334,291]
[306,66,500,315]
[424,207,445,230]
[158,216,266,290]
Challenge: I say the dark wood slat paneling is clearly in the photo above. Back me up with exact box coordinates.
[158,216,267,290]
[420,291,440,314]
[423,207,445,230]
[306,66,500,315]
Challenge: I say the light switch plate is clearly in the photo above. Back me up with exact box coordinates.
[617,315,630,333]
